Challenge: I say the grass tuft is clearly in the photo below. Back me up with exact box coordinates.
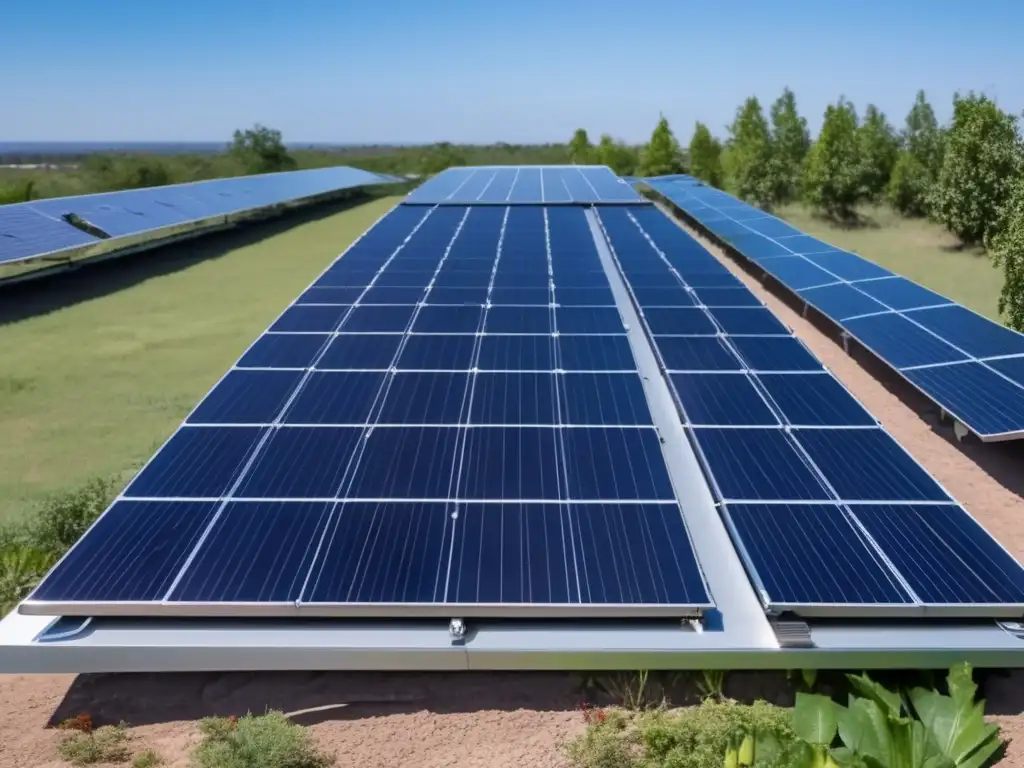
[131,749,163,768]
[192,711,334,768]
[56,722,131,766]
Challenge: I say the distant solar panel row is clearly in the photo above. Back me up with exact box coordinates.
[404,165,644,205]
[597,204,1024,618]
[648,177,1024,441]
[24,203,712,618]
[0,166,399,265]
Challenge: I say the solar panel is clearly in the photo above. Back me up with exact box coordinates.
[596,202,1024,618]
[404,166,646,205]
[25,199,713,619]
[650,178,1024,441]
[1,166,400,266]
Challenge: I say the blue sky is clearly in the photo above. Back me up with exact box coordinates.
[6,0,1024,144]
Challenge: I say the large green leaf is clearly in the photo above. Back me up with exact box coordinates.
[795,693,840,746]
[847,673,903,718]
[837,699,891,764]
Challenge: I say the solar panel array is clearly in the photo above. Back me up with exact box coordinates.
[23,197,714,619]
[597,204,1024,618]
[20,165,1024,626]
[405,165,643,205]
[0,166,400,266]
[646,176,1024,442]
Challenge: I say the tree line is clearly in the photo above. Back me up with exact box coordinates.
[570,89,1024,329]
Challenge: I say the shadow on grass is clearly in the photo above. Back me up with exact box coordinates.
[806,209,882,230]
[0,192,388,328]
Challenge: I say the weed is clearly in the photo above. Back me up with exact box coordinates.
[56,722,131,766]
[696,670,726,700]
[192,711,334,768]
[599,670,653,710]
[28,477,115,557]
[132,749,163,768]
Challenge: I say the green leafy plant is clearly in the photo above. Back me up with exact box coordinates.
[600,669,653,710]
[132,750,163,768]
[790,663,1003,768]
[56,722,131,766]
[803,97,865,221]
[697,670,727,701]
[192,711,334,768]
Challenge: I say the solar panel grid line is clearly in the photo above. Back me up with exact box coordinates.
[900,351,1024,372]
[159,207,472,601]
[23,203,435,609]
[840,303,956,323]
[662,187,1024,428]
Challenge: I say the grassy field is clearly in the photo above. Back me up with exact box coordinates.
[778,204,1004,320]
[0,195,402,521]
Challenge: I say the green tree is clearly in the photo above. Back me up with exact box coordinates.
[595,134,638,175]
[229,124,297,175]
[418,142,467,176]
[639,115,685,177]
[803,98,864,220]
[569,129,595,164]
[725,97,779,207]
[769,87,810,203]
[989,175,1024,330]
[858,104,899,201]
[931,92,1021,245]
[688,122,724,188]
[888,91,946,216]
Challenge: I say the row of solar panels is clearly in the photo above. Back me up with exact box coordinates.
[404,165,643,205]
[19,168,1024,622]
[0,166,402,266]
[644,175,1024,442]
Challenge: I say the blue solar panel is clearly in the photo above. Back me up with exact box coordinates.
[904,305,1024,359]
[803,250,893,281]
[26,196,721,618]
[670,373,778,426]
[643,308,717,335]
[760,257,837,290]
[693,428,830,501]
[631,286,696,306]
[797,282,889,321]
[854,277,949,311]
[724,504,914,610]
[794,429,950,502]
[773,234,834,254]
[986,355,1024,385]
[725,231,793,260]
[656,336,743,371]
[844,313,969,369]
[404,166,645,205]
[3,165,398,265]
[709,307,789,335]
[692,287,762,307]
[903,363,1024,438]
[757,373,876,427]
[743,218,803,239]
[729,337,824,371]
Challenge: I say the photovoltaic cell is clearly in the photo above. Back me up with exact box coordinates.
[470,373,557,424]
[709,307,789,335]
[655,336,743,371]
[125,426,265,498]
[396,334,477,370]
[558,335,637,371]
[757,373,876,427]
[728,337,824,371]
[843,313,969,369]
[188,370,303,424]
[724,504,913,609]
[239,334,328,369]
[298,287,365,304]
[478,334,555,371]
[378,372,470,424]
[272,305,350,332]
[797,283,888,321]
[460,427,563,499]
[691,287,762,308]
[236,427,363,498]
[28,501,220,603]
[903,364,1024,439]
[342,304,417,332]
[486,305,552,334]
[670,373,778,426]
[346,427,461,499]
[904,305,1024,359]
[285,372,385,424]
[854,277,949,311]
[559,373,653,425]
[643,308,717,335]
[562,427,675,500]
[318,334,404,370]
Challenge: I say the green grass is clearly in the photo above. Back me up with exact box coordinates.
[778,204,1004,320]
[0,195,401,521]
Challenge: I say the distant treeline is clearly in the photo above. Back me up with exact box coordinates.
[0,131,576,203]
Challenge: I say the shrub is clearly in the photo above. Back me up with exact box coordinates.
[565,700,795,768]
[28,476,115,558]
[988,174,1024,330]
[930,92,1022,245]
[191,711,334,768]
[803,98,864,220]
[56,722,131,766]
[132,749,163,768]
[887,151,933,216]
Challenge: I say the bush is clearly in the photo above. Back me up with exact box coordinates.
[887,151,933,216]
[930,92,1022,245]
[132,749,163,768]
[192,712,334,768]
[0,476,115,614]
[803,98,864,220]
[56,722,131,766]
[988,174,1024,331]
[565,700,795,768]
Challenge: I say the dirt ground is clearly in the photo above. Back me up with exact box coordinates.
[2,220,1024,767]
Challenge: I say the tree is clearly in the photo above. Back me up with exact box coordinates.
[930,92,1021,245]
[229,124,297,175]
[569,129,595,165]
[688,122,724,188]
[639,115,685,177]
[419,142,467,176]
[858,104,899,201]
[803,98,864,220]
[595,134,638,175]
[888,91,945,216]
[988,176,1024,330]
[725,97,779,208]
[769,87,810,204]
